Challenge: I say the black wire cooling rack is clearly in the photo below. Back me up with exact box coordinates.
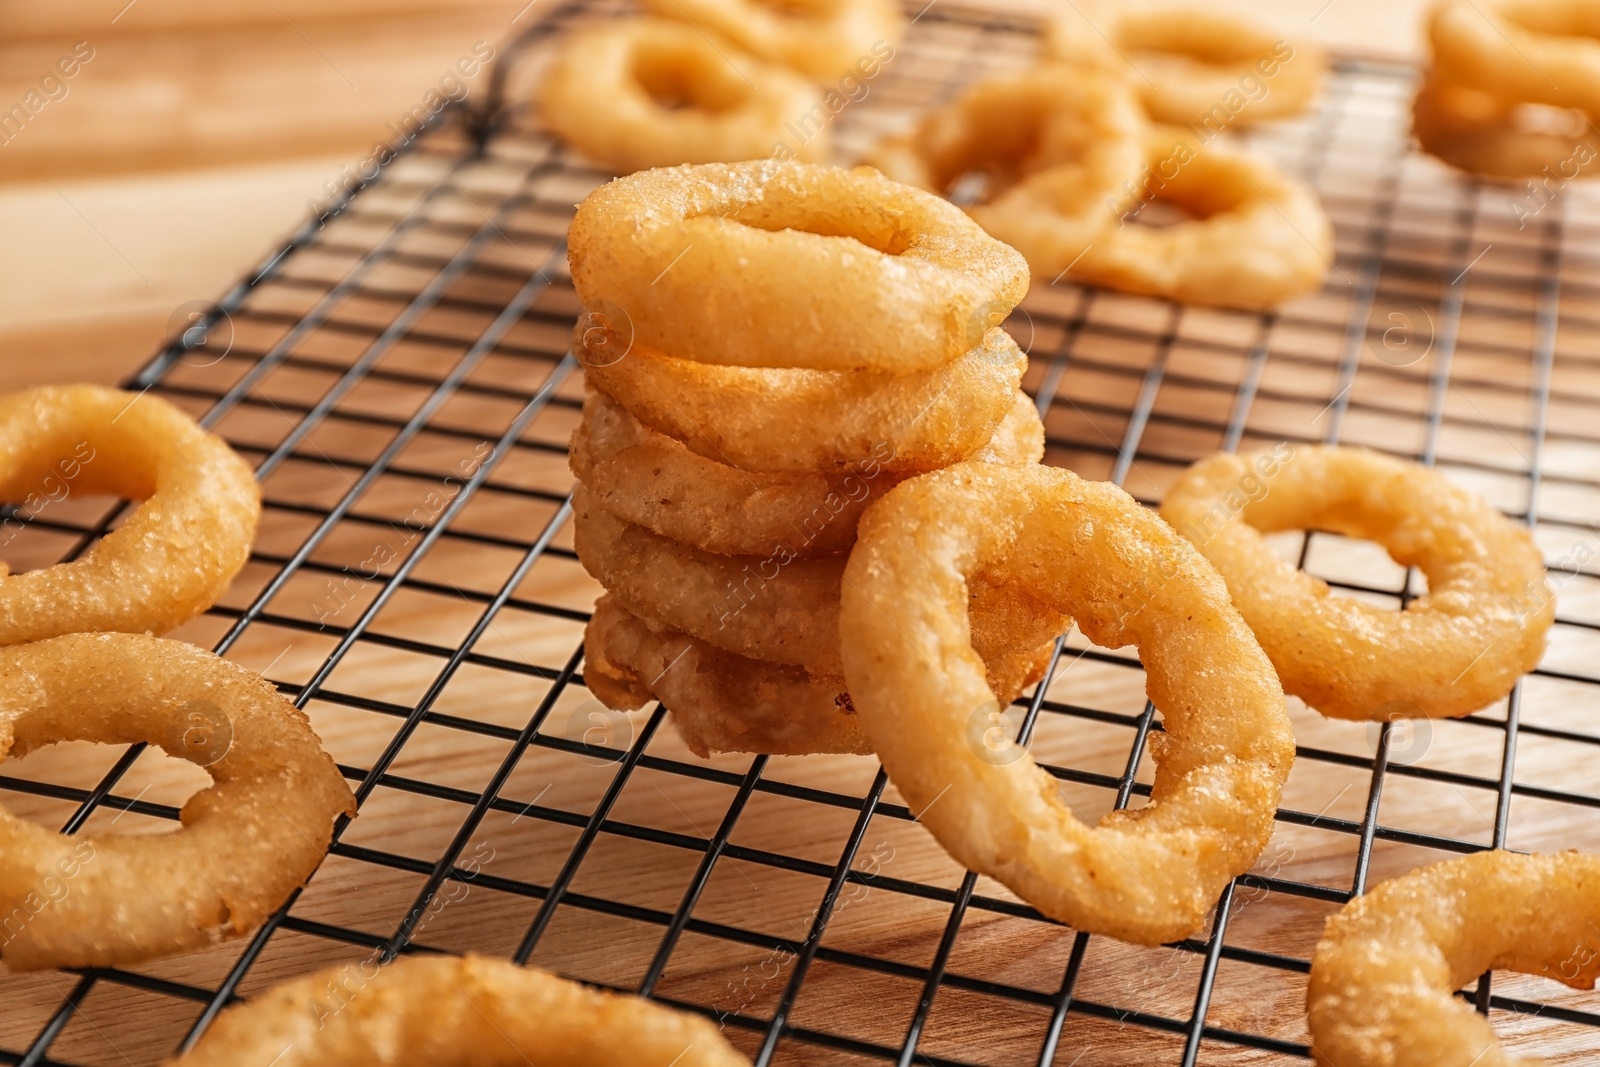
[5,1,1600,1063]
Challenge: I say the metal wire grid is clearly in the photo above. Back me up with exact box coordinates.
[4,2,1600,1063]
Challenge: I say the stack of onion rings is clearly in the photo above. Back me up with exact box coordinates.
[839,462,1293,944]
[0,384,260,646]
[641,0,903,83]
[1047,5,1324,128]
[1161,447,1553,720]
[567,160,1056,756]
[1308,850,1600,1066]
[570,387,1042,559]
[1418,1,1600,177]
[165,953,749,1066]
[539,18,828,172]
[0,632,354,970]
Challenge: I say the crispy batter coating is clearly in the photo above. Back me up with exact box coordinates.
[164,953,749,1066]
[0,384,260,645]
[539,18,828,173]
[578,327,1027,475]
[1308,850,1600,1067]
[1161,447,1552,720]
[568,160,1028,373]
[839,463,1293,944]
[570,388,1042,557]
[0,633,353,970]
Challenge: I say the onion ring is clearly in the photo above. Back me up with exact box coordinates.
[585,595,870,756]
[1065,129,1332,309]
[573,484,1070,679]
[567,159,1029,373]
[1160,446,1553,721]
[585,590,1058,759]
[1048,5,1324,126]
[164,952,749,1066]
[838,462,1293,945]
[570,388,1043,557]
[866,66,1147,275]
[0,632,354,971]
[1307,849,1600,1067]
[1431,0,1600,118]
[577,325,1027,474]
[1412,69,1600,179]
[0,384,261,646]
[539,18,828,173]
[642,0,902,83]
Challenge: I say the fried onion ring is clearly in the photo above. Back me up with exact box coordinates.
[577,326,1027,474]
[1431,0,1600,119]
[164,952,749,1066]
[567,160,1029,373]
[1160,446,1553,721]
[585,595,870,756]
[539,18,828,173]
[838,462,1293,945]
[866,67,1147,275]
[1065,130,1332,309]
[642,0,902,83]
[585,593,1057,758]
[1307,850,1600,1067]
[570,388,1042,558]
[1048,5,1324,127]
[573,485,1069,679]
[0,384,261,646]
[1412,69,1600,179]
[0,632,354,971]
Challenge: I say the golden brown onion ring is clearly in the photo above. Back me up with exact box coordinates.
[868,66,1147,275]
[567,160,1029,373]
[1431,0,1600,119]
[0,633,354,971]
[1065,129,1332,309]
[0,384,260,646]
[1412,69,1600,179]
[1161,446,1553,720]
[577,326,1027,474]
[642,0,903,82]
[539,18,828,173]
[1048,5,1324,127]
[839,462,1293,945]
[1308,850,1600,1067]
[164,952,749,1066]
[570,388,1043,557]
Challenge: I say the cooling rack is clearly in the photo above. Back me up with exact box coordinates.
[5,0,1600,1063]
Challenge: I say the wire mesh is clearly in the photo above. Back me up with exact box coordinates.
[5,1,1600,1063]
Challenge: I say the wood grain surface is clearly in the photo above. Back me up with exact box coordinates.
[6,1,1600,1065]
